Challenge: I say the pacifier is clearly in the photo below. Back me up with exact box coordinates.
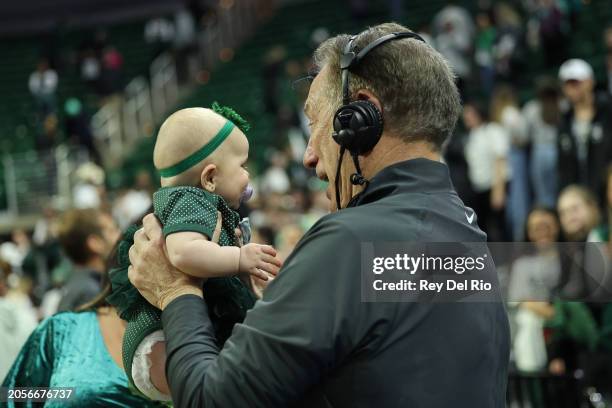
[240,183,254,204]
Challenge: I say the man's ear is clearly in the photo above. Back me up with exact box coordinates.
[200,164,217,192]
[355,89,383,113]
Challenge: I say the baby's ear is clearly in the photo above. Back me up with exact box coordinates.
[200,164,217,192]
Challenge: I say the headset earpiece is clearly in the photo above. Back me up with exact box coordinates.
[332,100,383,156]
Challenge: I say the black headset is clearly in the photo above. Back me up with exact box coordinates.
[331,30,425,208]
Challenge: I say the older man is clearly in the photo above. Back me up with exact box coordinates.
[129,23,510,407]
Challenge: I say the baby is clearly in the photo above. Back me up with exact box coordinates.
[107,103,281,400]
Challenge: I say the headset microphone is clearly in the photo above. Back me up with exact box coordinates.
[350,173,368,186]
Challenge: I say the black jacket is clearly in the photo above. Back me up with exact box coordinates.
[162,158,510,408]
[557,93,612,202]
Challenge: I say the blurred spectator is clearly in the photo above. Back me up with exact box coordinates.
[56,209,120,312]
[444,123,473,205]
[302,187,330,226]
[514,199,609,406]
[80,49,101,91]
[589,164,612,243]
[39,275,64,319]
[493,2,524,83]
[535,0,569,67]
[262,46,287,114]
[260,150,291,194]
[553,184,612,403]
[0,229,31,274]
[557,185,601,243]
[490,85,528,241]
[36,114,59,152]
[0,260,38,381]
[100,46,124,96]
[28,58,58,118]
[508,207,560,372]
[32,205,59,248]
[463,101,510,241]
[523,77,562,208]
[275,223,304,262]
[112,170,154,230]
[605,25,612,52]
[558,59,612,203]
[145,17,175,59]
[64,98,100,163]
[73,162,106,209]
[25,202,65,304]
[433,4,474,95]
[474,8,497,97]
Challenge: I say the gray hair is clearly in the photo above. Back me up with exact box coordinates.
[312,23,461,149]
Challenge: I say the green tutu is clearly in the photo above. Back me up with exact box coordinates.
[106,225,256,393]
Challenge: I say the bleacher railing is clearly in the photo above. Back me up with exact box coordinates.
[199,0,259,70]
[151,53,179,120]
[0,146,89,219]
[92,52,178,168]
[91,102,123,166]
[92,0,265,169]
[124,76,154,142]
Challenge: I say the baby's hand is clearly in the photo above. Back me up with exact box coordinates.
[239,244,282,281]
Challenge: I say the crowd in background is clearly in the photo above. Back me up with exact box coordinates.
[28,30,125,160]
[25,0,220,165]
[432,2,612,405]
[1,0,612,406]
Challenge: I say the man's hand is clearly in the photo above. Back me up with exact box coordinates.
[128,214,203,310]
[238,243,282,281]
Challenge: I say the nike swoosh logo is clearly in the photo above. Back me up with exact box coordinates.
[465,211,475,224]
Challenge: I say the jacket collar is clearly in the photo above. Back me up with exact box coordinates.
[347,158,454,207]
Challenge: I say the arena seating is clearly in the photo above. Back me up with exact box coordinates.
[0,19,158,154]
[0,18,159,210]
[1,0,610,206]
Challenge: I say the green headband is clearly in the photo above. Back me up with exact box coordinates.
[158,121,235,178]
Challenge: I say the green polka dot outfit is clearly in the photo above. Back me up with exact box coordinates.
[106,187,256,392]
[153,186,240,245]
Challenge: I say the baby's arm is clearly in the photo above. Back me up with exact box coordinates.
[167,231,240,277]
[166,231,281,280]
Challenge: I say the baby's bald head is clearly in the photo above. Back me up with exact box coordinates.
[154,107,238,186]
[154,107,226,169]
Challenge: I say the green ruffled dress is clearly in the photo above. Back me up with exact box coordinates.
[106,187,256,391]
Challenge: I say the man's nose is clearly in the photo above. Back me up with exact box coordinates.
[302,143,318,169]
